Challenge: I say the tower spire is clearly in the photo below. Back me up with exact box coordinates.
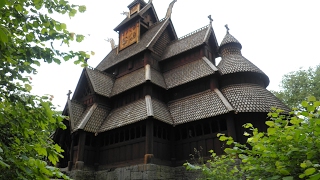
[165,0,177,19]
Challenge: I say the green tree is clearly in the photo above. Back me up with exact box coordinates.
[273,65,320,108]
[185,97,320,180]
[0,0,89,179]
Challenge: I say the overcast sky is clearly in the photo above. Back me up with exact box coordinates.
[30,0,320,110]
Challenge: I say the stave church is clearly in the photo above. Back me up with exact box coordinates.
[53,0,288,179]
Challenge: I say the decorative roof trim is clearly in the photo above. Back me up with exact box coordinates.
[145,95,154,117]
[213,88,234,112]
[203,25,211,43]
[178,24,209,41]
[78,104,98,130]
[202,57,218,71]
[145,64,151,81]
[67,99,75,130]
[146,18,169,47]
[165,0,177,19]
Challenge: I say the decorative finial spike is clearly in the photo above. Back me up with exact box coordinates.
[120,11,130,18]
[67,90,72,100]
[165,0,177,19]
[225,24,230,33]
[208,15,213,24]
[105,38,116,50]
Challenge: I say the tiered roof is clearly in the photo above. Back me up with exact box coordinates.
[64,1,288,134]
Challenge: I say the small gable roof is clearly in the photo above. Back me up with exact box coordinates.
[96,19,170,71]
[114,2,158,31]
[161,25,216,60]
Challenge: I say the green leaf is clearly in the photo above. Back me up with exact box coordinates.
[78,5,86,13]
[309,173,320,180]
[24,84,32,91]
[69,9,77,17]
[0,26,9,43]
[304,167,316,176]
[267,128,276,135]
[282,176,293,180]
[266,121,275,127]
[0,0,7,8]
[219,136,228,141]
[14,4,23,11]
[300,162,307,168]
[280,169,290,175]
[286,136,293,140]
[301,101,308,107]
[308,96,316,102]
[60,23,67,30]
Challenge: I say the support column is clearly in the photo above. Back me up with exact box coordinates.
[144,118,154,164]
[68,134,74,171]
[75,131,86,170]
[226,114,237,141]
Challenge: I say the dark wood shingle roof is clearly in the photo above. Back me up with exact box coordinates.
[163,57,217,89]
[161,25,211,60]
[96,19,169,71]
[168,90,230,125]
[86,68,114,97]
[221,83,289,113]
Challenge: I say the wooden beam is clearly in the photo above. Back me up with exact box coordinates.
[144,118,154,164]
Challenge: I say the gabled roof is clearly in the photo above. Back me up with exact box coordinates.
[72,68,114,100]
[168,90,231,125]
[161,24,215,60]
[96,19,170,71]
[111,65,166,96]
[86,68,115,97]
[127,0,147,8]
[67,100,85,131]
[70,103,110,133]
[99,95,173,132]
[221,83,290,113]
[163,57,217,89]
[114,2,158,31]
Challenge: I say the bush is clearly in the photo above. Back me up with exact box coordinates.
[185,96,320,180]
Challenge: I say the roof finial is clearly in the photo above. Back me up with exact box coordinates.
[148,0,153,3]
[208,15,213,25]
[225,24,230,34]
[165,0,177,19]
[105,38,116,50]
[67,90,72,100]
[120,11,130,18]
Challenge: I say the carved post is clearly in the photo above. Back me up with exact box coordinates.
[144,118,154,164]
[75,131,86,170]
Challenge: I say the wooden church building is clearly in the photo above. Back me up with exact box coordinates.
[54,0,288,173]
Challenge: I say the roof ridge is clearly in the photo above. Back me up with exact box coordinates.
[166,24,209,46]
[178,24,209,40]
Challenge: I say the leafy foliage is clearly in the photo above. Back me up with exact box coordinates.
[0,0,89,179]
[185,97,320,180]
[272,65,320,108]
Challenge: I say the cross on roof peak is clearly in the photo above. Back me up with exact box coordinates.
[67,90,72,100]
[208,15,213,24]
